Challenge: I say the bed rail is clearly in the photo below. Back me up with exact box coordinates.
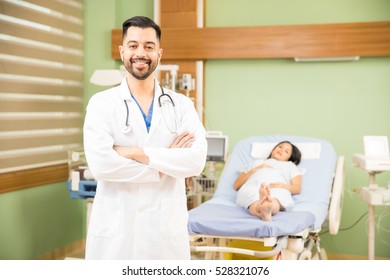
[328,156,345,235]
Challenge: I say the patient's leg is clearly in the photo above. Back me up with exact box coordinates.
[258,185,274,221]
[248,184,280,221]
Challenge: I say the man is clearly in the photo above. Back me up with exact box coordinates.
[83,16,207,259]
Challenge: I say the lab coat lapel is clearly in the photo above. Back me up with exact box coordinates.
[118,77,149,142]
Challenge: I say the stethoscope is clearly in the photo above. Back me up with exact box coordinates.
[122,85,178,134]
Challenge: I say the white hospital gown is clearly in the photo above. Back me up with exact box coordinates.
[235,158,302,211]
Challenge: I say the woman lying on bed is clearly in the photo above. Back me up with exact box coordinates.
[233,141,302,221]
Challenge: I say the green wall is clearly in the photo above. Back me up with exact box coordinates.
[1,0,389,260]
[205,0,390,259]
[206,0,390,26]
[0,183,84,259]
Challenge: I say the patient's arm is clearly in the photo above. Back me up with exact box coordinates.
[269,175,302,195]
[233,163,272,190]
[233,172,250,190]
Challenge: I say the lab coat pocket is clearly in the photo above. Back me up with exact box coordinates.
[160,198,188,238]
[88,196,120,239]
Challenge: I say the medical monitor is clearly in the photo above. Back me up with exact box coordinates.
[364,136,389,160]
[206,132,228,162]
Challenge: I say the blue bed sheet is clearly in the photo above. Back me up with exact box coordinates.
[188,200,315,237]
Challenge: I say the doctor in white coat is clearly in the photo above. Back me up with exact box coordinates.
[83,16,207,259]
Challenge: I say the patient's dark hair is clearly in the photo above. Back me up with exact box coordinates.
[267,141,301,165]
[122,16,161,42]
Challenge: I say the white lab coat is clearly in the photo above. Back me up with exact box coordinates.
[83,77,207,260]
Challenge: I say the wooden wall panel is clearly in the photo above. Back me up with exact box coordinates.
[160,0,197,28]
[161,0,197,12]
[111,21,390,60]
[159,0,200,109]
[0,164,68,194]
[160,12,197,28]
[160,21,390,59]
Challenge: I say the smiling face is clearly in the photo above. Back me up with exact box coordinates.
[270,142,293,162]
[119,26,162,81]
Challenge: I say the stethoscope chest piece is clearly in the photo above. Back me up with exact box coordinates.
[122,125,131,134]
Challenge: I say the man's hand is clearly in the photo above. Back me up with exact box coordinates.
[170,131,195,148]
[113,146,149,164]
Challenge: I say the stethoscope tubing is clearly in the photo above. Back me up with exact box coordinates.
[122,85,176,133]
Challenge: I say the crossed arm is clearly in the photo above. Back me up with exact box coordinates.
[113,131,195,164]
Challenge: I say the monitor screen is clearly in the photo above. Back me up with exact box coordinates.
[206,136,226,162]
[364,136,389,159]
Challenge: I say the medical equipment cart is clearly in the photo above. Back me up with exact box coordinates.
[353,154,390,260]
[186,161,224,209]
[67,149,97,231]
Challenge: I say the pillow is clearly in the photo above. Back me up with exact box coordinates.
[251,142,322,159]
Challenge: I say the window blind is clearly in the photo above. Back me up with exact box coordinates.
[0,0,84,179]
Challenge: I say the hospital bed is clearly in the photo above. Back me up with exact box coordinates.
[188,135,345,260]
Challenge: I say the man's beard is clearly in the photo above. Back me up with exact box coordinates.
[124,58,158,80]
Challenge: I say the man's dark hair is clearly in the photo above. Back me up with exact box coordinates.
[122,16,161,42]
